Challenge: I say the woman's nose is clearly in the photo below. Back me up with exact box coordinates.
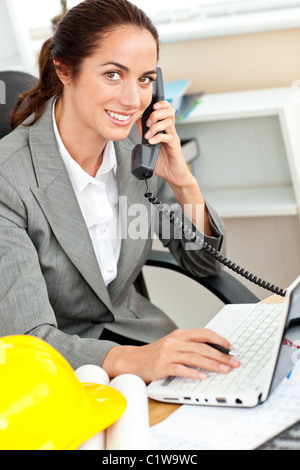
[119,82,140,109]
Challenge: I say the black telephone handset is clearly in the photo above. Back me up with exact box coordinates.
[131,68,286,298]
[131,67,165,180]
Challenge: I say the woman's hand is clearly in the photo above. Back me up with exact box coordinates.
[137,100,192,188]
[102,328,240,384]
[136,101,213,235]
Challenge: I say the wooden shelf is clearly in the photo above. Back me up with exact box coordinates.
[180,87,296,122]
[203,186,298,218]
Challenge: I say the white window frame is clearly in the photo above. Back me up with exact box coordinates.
[5,0,300,57]
[138,0,300,43]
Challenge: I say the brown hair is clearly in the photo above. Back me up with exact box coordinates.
[11,0,159,129]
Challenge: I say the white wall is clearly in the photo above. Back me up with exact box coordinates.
[0,0,36,73]
[0,0,21,69]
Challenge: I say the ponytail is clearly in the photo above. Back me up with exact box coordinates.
[11,38,63,130]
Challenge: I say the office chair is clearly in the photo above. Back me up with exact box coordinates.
[0,70,38,139]
[0,69,259,307]
[137,250,259,305]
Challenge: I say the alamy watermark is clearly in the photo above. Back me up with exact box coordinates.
[113,197,205,251]
[0,80,6,104]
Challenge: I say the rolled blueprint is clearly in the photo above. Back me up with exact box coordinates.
[75,365,109,450]
[106,374,150,450]
[75,364,109,386]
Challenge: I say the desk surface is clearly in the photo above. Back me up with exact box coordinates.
[148,293,285,427]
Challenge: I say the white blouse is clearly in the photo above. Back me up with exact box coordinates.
[52,102,121,287]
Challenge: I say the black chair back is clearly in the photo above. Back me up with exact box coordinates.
[0,71,38,139]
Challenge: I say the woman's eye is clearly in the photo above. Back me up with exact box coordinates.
[139,76,154,86]
[106,72,121,81]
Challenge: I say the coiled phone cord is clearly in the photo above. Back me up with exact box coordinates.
[144,181,286,298]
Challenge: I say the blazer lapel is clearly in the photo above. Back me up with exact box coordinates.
[29,99,113,312]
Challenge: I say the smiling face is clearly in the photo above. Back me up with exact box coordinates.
[56,25,158,150]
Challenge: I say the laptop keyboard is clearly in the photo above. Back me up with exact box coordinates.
[172,303,284,396]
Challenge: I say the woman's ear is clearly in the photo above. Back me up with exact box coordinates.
[53,59,71,86]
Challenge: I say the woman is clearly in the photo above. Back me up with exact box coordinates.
[0,0,239,382]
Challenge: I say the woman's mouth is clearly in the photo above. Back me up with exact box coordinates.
[106,110,135,126]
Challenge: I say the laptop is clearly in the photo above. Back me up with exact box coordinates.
[147,275,300,408]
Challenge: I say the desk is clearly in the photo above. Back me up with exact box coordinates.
[148,293,285,427]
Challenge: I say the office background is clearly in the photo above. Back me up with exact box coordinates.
[1,0,300,328]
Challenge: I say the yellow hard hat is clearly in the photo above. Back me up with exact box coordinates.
[0,335,126,450]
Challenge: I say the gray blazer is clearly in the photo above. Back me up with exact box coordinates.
[0,98,226,370]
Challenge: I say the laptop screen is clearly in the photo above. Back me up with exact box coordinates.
[270,277,300,393]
